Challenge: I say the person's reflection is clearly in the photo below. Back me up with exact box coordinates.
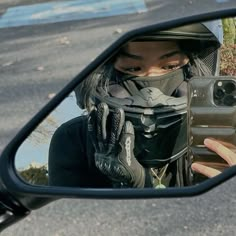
[48,21,235,188]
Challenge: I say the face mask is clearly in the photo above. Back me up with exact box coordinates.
[130,68,185,96]
[106,67,187,109]
[114,65,190,96]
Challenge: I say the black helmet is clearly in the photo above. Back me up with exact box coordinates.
[132,20,223,76]
[77,20,223,168]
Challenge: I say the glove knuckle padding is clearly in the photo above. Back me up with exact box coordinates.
[119,122,135,165]
[97,103,109,141]
[113,108,125,138]
[109,108,125,148]
[125,121,134,134]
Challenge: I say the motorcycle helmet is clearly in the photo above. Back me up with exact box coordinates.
[76,20,223,168]
[133,20,223,76]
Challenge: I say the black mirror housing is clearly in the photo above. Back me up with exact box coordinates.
[1,1,236,206]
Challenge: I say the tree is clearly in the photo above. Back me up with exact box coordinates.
[220,18,236,76]
[222,18,236,46]
[19,165,48,185]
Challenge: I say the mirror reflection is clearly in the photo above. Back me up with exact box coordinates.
[15,17,236,188]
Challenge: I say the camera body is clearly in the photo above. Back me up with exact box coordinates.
[187,76,236,181]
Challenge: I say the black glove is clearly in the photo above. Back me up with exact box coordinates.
[88,103,151,188]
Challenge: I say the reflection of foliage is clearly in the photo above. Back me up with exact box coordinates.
[28,115,58,146]
[222,18,236,46]
[220,44,236,76]
[19,165,48,185]
[220,18,236,76]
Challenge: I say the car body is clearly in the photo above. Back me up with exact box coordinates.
[0,0,236,234]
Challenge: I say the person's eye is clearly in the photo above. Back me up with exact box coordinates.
[123,67,142,72]
[162,65,180,70]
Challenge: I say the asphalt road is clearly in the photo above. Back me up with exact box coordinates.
[0,1,236,235]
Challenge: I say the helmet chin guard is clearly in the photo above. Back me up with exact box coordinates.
[96,86,186,131]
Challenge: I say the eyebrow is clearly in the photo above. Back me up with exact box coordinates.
[159,50,182,59]
[119,50,182,60]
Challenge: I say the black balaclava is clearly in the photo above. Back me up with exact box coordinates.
[111,63,192,98]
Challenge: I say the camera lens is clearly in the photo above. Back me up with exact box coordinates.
[224,81,236,94]
[214,88,225,99]
[223,95,236,106]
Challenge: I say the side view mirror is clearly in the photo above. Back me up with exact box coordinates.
[1,6,236,201]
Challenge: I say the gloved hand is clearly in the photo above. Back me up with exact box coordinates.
[88,103,151,188]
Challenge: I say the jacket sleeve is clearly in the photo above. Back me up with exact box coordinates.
[48,116,91,187]
[48,116,112,188]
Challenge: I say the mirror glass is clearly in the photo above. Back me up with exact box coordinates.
[14,17,236,189]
